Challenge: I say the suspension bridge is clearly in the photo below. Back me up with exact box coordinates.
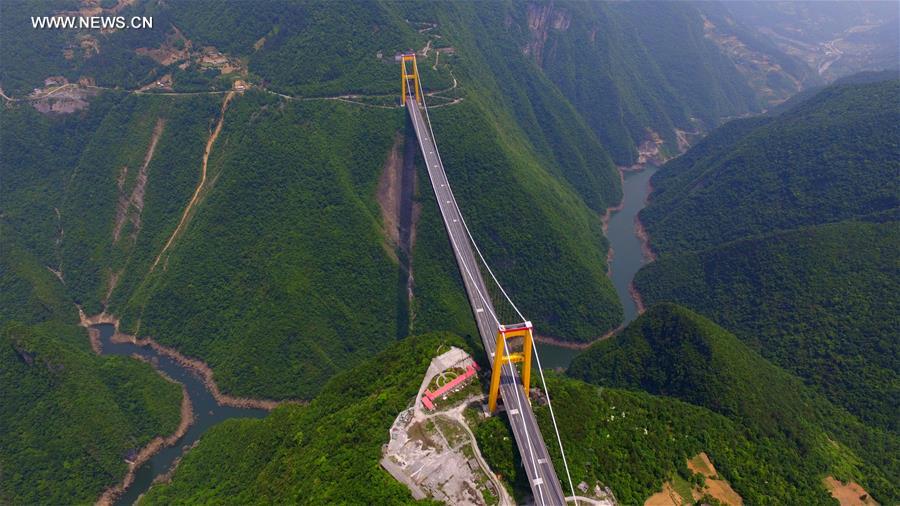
[402,54,576,505]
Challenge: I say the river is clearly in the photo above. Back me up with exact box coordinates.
[536,166,658,369]
[94,324,267,505]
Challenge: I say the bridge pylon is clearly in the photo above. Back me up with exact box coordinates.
[488,321,534,413]
[400,53,421,106]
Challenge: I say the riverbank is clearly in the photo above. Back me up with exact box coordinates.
[601,169,627,234]
[78,310,291,505]
[630,176,657,316]
[79,310,284,410]
[96,380,193,506]
[535,326,622,350]
[629,281,647,315]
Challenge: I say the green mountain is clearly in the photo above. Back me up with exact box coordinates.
[634,220,899,431]
[140,331,468,505]
[1,145,183,504]
[567,303,899,504]
[140,310,897,505]
[633,76,899,433]
[74,94,416,400]
[641,77,900,255]
[0,321,183,504]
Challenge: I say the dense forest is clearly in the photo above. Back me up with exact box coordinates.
[634,76,899,440]
[0,322,183,504]
[0,98,187,502]
[634,220,899,431]
[568,304,899,504]
[641,77,899,255]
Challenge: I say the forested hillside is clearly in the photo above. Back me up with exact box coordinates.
[141,307,900,505]
[0,253,182,504]
[634,220,899,431]
[635,76,899,436]
[140,332,470,505]
[0,322,183,504]
[642,77,899,254]
[1,108,186,502]
[568,304,899,504]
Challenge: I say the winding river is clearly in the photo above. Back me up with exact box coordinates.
[94,324,266,505]
[536,166,658,369]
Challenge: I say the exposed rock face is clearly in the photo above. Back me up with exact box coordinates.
[524,2,571,66]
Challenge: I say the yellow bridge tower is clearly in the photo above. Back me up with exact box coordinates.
[488,321,534,413]
[401,53,421,105]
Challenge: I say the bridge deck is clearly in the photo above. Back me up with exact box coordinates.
[407,99,566,505]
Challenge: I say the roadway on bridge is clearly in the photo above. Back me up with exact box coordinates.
[407,97,567,505]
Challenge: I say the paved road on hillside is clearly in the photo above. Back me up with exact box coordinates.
[407,98,567,505]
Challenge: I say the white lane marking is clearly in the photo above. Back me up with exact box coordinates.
[499,343,544,503]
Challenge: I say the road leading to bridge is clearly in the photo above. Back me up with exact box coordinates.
[407,97,567,505]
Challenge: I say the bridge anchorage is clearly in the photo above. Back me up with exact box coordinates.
[400,54,578,505]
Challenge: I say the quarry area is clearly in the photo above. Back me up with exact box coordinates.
[381,347,510,505]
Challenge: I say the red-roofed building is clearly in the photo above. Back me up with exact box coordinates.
[424,365,477,403]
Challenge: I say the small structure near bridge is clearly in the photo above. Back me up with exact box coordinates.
[422,360,480,411]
